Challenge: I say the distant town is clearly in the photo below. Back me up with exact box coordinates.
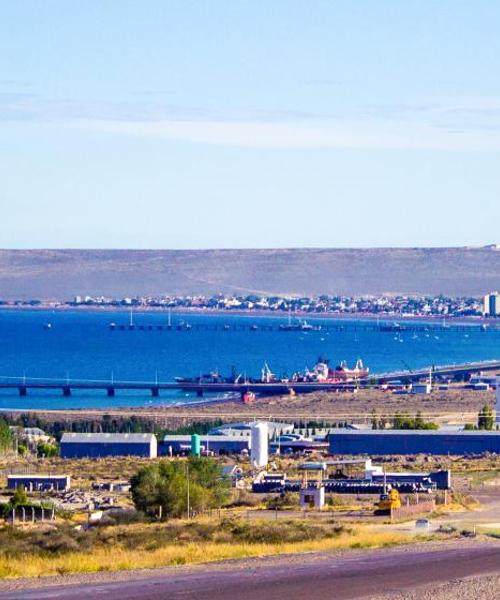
[2,291,500,317]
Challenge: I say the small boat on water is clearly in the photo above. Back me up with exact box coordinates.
[279,319,320,332]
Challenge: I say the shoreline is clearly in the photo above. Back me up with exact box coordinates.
[0,387,490,422]
[0,304,498,326]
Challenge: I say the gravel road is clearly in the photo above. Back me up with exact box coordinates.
[0,540,498,600]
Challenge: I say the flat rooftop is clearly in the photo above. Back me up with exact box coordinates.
[329,429,500,436]
[61,433,156,443]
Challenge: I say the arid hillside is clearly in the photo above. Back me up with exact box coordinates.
[0,246,499,299]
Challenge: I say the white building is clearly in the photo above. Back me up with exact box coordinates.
[483,292,500,316]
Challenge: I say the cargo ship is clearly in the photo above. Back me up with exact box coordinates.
[292,357,369,383]
[176,357,369,386]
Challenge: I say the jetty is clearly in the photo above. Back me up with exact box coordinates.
[1,359,499,399]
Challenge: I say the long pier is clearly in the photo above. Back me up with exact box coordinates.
[108,321,500,333]
[1,359,499,398]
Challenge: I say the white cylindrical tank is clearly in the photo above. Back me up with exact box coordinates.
[251,421,268,468]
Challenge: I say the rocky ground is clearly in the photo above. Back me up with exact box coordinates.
[370,573,500,599]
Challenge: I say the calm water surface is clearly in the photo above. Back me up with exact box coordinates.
[0,309,499,409]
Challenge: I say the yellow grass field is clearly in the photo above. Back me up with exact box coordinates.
[0,527,423,579]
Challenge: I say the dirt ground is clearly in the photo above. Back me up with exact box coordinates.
[369,573,500,600]
[3,387,495,427]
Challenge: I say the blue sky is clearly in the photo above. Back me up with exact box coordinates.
[1,1,500,248]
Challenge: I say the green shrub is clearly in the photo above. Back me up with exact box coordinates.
[131,457,230,519]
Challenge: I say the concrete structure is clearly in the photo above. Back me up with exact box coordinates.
[251,422,268,468]
[411,383,432,394]
[484,292,500,316]
[328,430,500,455]
[299,484,325,510]
[161,434,250,456]
[60,433,157,458]
[221,465,244,487]
[7,474,70,491]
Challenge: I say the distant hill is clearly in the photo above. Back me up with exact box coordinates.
[0,247,499,300]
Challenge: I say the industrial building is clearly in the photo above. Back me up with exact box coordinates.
[328,430,500,455]
[252,459,450,494]
[7,474,70,491]
[269,438,329,454]
[60,433,157,458]
[160,434,250,456]
[208,421,294,438]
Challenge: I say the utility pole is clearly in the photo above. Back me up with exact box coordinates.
[186,463,190,519]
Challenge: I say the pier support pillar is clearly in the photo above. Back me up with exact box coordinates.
[107,387,115,397]
[62,386,71,397]
[19,386,27,396]
[196,389,204,398]
[151,387,160,397]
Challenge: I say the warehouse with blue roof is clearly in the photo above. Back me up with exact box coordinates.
[60,432,157,458]
[328,430,500,455]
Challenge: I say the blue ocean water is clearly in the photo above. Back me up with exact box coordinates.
[0,309,499,410]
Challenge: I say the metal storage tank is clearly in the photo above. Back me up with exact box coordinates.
[251,422,268,468]
[191,434,201,457]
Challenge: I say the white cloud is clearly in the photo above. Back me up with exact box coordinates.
[4,89,500,151]
[69,117,500,151]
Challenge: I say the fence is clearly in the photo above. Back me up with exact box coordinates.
[391,499,435,522]
[7,505,56,524]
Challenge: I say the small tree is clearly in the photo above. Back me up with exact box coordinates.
[37,442,59,457]
[131,457,230,519]
[17,443,28,456]
[0,417,12,453]
[478,404,494,430]
[415,411,424,428]
[10,485,28,507]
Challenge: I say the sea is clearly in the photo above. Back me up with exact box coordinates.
[0,309,499,410]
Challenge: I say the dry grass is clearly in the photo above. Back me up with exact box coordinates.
[0,523,420,579]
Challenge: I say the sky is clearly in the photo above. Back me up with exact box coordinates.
[1,1,500,249]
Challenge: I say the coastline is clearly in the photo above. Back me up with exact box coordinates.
[0,303,497,326]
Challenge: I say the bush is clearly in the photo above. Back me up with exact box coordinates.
[0,418,12,454]
[227,489,261,508]
[265,492,300,510]
[10,485,29,507]
[391,412,439,430]
[37,442,58,458]
[17,443,28,456]
[131,457,231,519]
[478,405,494,430]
